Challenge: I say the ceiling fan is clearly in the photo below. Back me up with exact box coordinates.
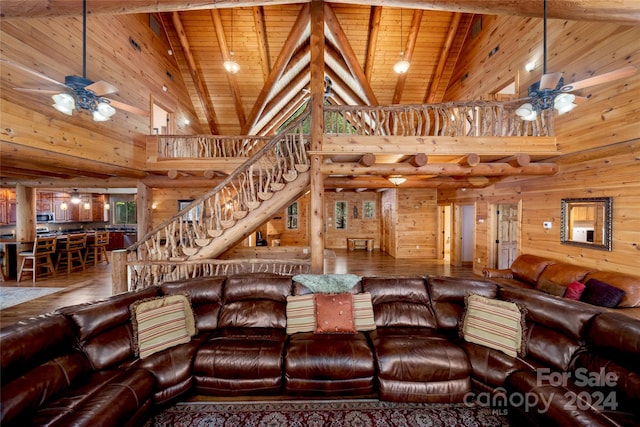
[1,0,148,121]
[515,0,637,121]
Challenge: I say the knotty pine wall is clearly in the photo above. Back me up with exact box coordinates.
[441,15,640,276]
[381,188,438,259]
[0,13,202,171]
[323,191,382,250]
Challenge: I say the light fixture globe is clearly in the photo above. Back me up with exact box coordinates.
[96,101,116,117]
[516,103,537,121]
[393,58,410,74]
[554,93,577,115]
[223,52,240,74]
[387,175,406,186]
[52,93,75,115]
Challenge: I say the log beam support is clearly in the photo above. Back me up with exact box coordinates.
[321,161,558,176]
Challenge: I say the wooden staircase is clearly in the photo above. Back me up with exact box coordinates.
[126,108,312,288]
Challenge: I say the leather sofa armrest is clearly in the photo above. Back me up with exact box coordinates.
[482,268,514,279]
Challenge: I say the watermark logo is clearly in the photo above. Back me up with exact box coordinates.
[464,367,619,415]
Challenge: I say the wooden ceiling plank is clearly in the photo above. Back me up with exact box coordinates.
[423,12,461,103]
[364,6,382,81]
[252,6,272,82]
[392,9,423,104]
[210,9,247,128]
[324,2,378,105]
[171,11,219,134]
[3,0,638,24]
[242,4,311,134]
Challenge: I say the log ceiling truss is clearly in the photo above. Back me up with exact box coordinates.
[2,0,635,188]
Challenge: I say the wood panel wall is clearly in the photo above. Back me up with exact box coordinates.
[323,191,381,249]
[441,15,640,276]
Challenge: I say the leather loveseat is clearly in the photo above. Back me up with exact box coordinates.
[483,254,640,319]
[1,273,639,427]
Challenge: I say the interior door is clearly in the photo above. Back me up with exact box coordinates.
[497,204,518,268]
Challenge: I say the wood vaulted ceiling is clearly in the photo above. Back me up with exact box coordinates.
[0,0,638,185]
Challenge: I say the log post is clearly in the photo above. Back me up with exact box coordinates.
[14,183,35,244]
[309,0,325,274]
[111,250,129,294]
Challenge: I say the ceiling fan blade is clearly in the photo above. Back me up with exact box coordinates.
[108,99,150,117]
[560,65,638,92]
[539,72,563,90]
[14,88,61,94]
[0,58,67,89]
[86,80,118,96]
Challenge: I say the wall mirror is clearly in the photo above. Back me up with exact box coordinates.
[560,197,612,251]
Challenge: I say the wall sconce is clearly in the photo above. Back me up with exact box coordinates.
[387,175,406,186]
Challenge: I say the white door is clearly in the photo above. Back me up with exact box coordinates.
[461,205,474,264]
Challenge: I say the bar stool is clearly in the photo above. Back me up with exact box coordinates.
[56,233,87,274]
[85,231,109,266]
[17,236,57,282]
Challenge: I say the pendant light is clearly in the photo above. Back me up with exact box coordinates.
[394,8,410,74]
[223,9,240,74]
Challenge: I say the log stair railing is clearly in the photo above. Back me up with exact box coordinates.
[126,107,312,289]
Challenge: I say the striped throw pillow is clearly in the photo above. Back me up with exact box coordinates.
[460,294,526,357]
[286,294,315,334]
[131,294,196,359]
[285,292,376,334]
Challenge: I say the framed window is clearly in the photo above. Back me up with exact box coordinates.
[363,200,375,219]
[286,202,299,230]
[112,195,137,225]
[178,200,202,222]
[335,201,347,230]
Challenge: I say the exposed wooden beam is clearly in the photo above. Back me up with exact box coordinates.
[324,175,494,189]
[242,4,310,134]
[321,161,558,176]
[424,12,461,103]
[252,6,272,82]
[210,9,247,128]
[3,0,637,24]
[171,11,219,134]
[358,153,376,167]
[364,6,382,81]
[392,9,423,104]
[324,2,378,105]
[406,153,428,167]
[322,135,558,156]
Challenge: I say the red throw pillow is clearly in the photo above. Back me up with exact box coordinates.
[564,281,586,300]
[314,293,356,334]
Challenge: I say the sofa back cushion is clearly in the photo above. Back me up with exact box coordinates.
[583,271,640,308]
[427,276,497,332]
[58,287,159,369]
[161,276,225,331]
[510,254,555,285]
[218,273,292,329]
[499,287,602,371]
[0,314,92,425]
[361,276,436,328]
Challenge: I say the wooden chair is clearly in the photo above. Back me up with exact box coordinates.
[17,236,57,282]
[85,231,109,266]
[56,233,87,274]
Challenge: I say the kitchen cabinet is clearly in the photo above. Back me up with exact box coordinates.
[92,195,107,222]
[0,189,17,224]
[53,193,79,222]
[107,232,124,250]
[36,191,53,213]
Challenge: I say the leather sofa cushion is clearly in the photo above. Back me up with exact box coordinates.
[363,277,436,328]
[586,312,640,368]
[461,341,532,388]
[0,314,76,382]
[427,276,497,332]
[536,262,591,287]
[59,287,159,342]
[1,351,92,425]
[31,369,155,427]
[223,273,292,302]
[510,254,555,285]
[219,300,287,329]
[583,271,640,308]
[161,276,225,331]
[286,332,374,381]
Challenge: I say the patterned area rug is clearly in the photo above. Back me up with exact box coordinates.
[147,399,512,426]
[0,287,64,310]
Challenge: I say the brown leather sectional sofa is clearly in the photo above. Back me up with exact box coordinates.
[2,273,639,426]
[483,254,640,319]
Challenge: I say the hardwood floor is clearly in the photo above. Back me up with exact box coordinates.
[0,249,477,328]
